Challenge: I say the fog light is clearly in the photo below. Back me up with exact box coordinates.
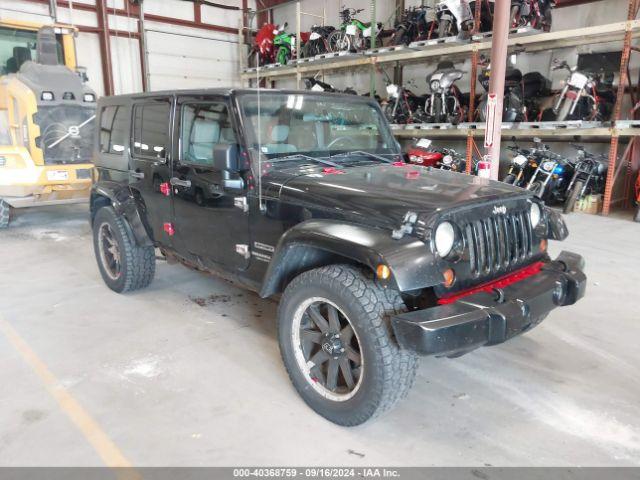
[83,93,96,102]
[41,91,54,101]
[443,268,455,288]
[376,264,391,280]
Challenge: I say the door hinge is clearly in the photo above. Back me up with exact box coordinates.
[234,196,249,213]
[235,244,250,259]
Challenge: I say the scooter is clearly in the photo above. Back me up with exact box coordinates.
[545,60,602,121]
[424,61,465,124]
[563,144,608,213]
[328,7,383,53]
[435,0,474,38]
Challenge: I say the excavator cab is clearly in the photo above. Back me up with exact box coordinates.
[0,19,96,228]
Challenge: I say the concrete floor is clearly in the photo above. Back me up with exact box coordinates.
[0,204,639,467]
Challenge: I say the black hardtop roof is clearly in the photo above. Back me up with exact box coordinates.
[97,88,373,105]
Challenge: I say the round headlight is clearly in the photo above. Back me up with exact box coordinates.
[442,155,453,165]
[434,222,455,257]
[430,80,440,91]
[530,202,541,228]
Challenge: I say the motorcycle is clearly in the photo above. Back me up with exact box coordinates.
[328,7,383,53]
[510,0,555,32]
[435,0,474,39]
[522,71,552,121]
[424,61,465,124]
[384,81,427,124]
[302,24,335,57]
[502,138,541,186]
[273,23,309,65]
[563,145,608,213]
[438,147,470,173]
[391,5,437,45]
[248,23,278,67]
[406,138,444,167]
[543,60,608,121]
[477,62,525,122]
[525,140,573,202]
[303,77,357,95]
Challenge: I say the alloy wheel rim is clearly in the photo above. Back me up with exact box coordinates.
[98,222,122,281]
[291,297,363,402]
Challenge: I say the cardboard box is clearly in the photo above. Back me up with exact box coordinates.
[576,194,602,214]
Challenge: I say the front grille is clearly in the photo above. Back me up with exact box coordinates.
[464,210,533,277]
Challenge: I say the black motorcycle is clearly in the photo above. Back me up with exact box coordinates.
[391,5,437,45]
[304,77,357,95]
[502,138,541,187]
[525,141,573,203]
[302,25,335,57]
[435,0,474,39]
[510,0,554,31]
[477,63,525,122]
[424,61,465,123]
[522,71,552,121]
[563,145,608,213]
[384,81,427,124]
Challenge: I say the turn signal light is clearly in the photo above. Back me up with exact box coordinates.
[376,264,391,280]
[163,222,175,236]
[540,239,548,251]
[443,268,455,288]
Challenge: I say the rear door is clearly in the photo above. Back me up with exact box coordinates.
[128,96,174,246]
[170,94,250,271]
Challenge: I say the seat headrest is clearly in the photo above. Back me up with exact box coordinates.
[271,125,290,143]
[192,118,220,143]
[13,47,32,70]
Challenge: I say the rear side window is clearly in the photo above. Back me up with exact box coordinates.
[131,101,171,160]
[99,105,128,154]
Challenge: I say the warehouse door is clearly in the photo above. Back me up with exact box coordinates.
[145,30,238,91]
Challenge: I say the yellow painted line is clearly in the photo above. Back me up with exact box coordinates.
[0,316,137,472]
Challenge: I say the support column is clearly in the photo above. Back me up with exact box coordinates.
[484,0,510,180]
[96,0,115,96]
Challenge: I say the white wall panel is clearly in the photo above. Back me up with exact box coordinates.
[0,0,52,22]
[56,7,98,27]
[145,30,239,90]
[75,31,105,97]
[143,0,194,21]
[201,4,242,30]
[110,35,143,94]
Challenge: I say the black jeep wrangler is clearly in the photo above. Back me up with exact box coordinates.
[91,89,586,426]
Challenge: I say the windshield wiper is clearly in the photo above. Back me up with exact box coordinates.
[268,153,339,168]
[329,150,394,164]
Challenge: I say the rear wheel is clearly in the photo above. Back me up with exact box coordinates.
[278,264,418,426]
[563,180,584,214]
[0,199,11,228]
[93,206,155,293]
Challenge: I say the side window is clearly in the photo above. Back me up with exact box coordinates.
[99,105,127,154]
[131,101,171,160]
[180,102,236,167]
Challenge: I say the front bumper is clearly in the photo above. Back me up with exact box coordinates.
[391,251,586,357]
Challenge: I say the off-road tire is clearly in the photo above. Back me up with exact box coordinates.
[278,264,418,426]
[0,199,11,228]
[93,206,155,293]
[563,180,583,214]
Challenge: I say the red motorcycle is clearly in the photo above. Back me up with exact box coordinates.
[406,139,444,167]
[248,23,277,67]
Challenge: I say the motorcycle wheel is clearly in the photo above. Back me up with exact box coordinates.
[477,100,487,121]
[328,30,350,53]
[563,181,584,214]
[529,181,546,200]
[503,173,517,185]
[635,206,640,223]
[542,5,553,32]
[509,6,519,28]
[391,26,408,46]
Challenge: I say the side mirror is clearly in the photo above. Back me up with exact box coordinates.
[213,143,239,172]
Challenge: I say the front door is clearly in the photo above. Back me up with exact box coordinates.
[129,97,174,246]
[171,95,250,271]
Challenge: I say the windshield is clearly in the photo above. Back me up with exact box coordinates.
[238,92,399,164]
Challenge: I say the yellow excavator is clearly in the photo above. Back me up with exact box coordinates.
[0,18,96,228]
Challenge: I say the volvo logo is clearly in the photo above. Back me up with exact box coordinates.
[492,205,507,215]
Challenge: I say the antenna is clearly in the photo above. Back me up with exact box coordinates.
[256,51,265,212]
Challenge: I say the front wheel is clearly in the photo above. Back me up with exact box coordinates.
[93,206,156,293]
[529,181,546,199]
[278,265,418,426]
[503,173,517,185]
[328,30,351,52]
[556,99,573,122]
[563,180,584,214]
[0,199,12,228]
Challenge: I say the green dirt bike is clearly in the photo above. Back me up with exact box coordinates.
[328,7,382,53]
[273,23,302,65]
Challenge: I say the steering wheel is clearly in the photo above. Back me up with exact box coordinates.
[326,136,353,150]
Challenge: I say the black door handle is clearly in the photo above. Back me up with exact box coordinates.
[170,177,192,188]
[129,170,144,179]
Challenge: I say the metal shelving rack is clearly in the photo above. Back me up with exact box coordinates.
[241,0,640,216]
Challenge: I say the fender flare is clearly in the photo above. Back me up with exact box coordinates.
[90,182,154,247]
[259,219,443,298]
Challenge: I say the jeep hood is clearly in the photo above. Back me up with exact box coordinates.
[267,164,531,229]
